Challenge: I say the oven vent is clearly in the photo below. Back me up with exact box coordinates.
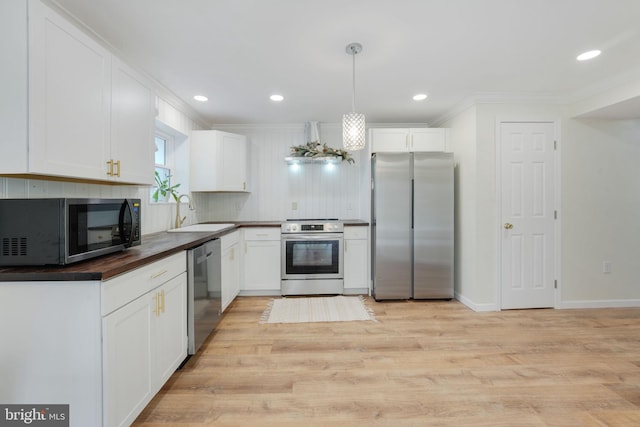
[1,237,28,257]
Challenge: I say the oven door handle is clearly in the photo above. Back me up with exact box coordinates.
[282,233,344,240]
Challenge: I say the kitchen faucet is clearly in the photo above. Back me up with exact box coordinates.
[175,194,195,229]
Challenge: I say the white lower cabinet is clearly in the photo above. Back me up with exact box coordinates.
[103,274,186,427]
[102,253,187,427]
[0,252,187,427]
[102,287,154,427]
[221,231,241,312]
[344,226,369,294]
[242,228,281,294]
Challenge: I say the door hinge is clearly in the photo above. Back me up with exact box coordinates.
[554,210,557,219]
[554,280,558,289]
[554,140,557,150]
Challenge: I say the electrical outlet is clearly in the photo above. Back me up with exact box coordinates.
[292,201,298,210]
[603,261,612,274]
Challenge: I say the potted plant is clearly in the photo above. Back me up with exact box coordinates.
[152,170,180,202]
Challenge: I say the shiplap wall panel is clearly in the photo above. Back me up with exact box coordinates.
[201,124,366,221]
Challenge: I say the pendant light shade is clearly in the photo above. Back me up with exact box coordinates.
[343,43,365,151]
[343,112,365,150]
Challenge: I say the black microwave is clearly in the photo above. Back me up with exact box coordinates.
[0,198,141,266]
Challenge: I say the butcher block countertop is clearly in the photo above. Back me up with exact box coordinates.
[0,220,368,282]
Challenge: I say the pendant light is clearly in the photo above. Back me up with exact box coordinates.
[343,42,365,151]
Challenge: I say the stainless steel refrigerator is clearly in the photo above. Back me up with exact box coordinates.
[372,152,454,300]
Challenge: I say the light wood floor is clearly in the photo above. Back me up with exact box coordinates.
[133,297,640,426]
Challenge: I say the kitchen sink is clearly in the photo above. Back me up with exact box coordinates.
[167,223,235,233]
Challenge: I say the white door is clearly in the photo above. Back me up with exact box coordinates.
[500,122,556,309]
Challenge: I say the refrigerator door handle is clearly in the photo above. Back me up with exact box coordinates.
[411,178,414,229]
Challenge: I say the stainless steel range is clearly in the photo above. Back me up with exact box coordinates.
[281,219,344,295]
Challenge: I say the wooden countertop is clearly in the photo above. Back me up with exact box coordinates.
[0,220,369,282]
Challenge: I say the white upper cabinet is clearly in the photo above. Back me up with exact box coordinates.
[110,57,156,184]
[26,0,111,181]
[370,128,449,153]
[190,130,249,192]
[0,0,155,185]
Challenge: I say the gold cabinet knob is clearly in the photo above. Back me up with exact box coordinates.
[504,223,513,230]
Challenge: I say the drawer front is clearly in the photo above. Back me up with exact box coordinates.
[243,227,280,241]
[102,252,186,316]
[344,226,368,240]
[221,230,241,249]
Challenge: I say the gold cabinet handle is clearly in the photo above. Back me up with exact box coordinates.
[106,160,114,176]
[153,293,160,317]
[150,270,168,279]
[504,223,514,230]
[114,160,121,177]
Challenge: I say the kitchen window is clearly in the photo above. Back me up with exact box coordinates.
[151,131,175,202]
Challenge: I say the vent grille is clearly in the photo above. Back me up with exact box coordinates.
[1,237,28,257]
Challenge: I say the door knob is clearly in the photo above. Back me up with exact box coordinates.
[504,223,513,230]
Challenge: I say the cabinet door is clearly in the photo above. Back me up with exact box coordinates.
[0,1,29,173]
[191,130,248,192]
[243,240,281,292]
[29,0,111,181]
[154,272,188,386]
[103,291,154,427]
[221,243,240,312]
[370,128,409,153]
[410,128,447,152]
[344,238,368,291]
[110,57,155,185]
[221,132,248,191]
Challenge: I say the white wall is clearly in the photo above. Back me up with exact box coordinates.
[443,99,640,310]
[442,106,479,307]
[195,123,368,222]
[560,118,640,307]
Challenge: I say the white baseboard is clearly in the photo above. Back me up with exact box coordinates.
[238,290,281,297]
[344,288,369,295]
[455,292,499,312]
[558,299,640,309]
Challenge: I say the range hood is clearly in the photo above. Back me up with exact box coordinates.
[284,122,352,165]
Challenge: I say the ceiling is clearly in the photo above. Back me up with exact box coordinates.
[52,0,640,125]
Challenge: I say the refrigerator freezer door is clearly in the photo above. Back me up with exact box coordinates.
[372,153,412,300]
[413,152,454,299]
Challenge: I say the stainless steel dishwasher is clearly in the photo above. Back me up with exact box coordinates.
[186,239,221,354]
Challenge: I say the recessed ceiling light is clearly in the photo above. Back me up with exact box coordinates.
[413,93,428,101]
[193,95,208,102]
[576,50,601,61]
[270,94,284,102]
